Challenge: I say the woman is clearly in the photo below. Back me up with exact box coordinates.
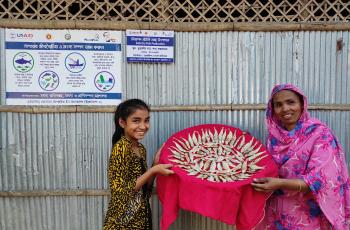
[252,84,350,229]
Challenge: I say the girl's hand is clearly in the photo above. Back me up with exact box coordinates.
[153,144,164,166]
[151,164,174,176]
[251,177,281,193]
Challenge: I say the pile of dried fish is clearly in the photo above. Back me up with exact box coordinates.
[168,128,267,182]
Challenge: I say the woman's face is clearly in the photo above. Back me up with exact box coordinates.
[272,90,303,131]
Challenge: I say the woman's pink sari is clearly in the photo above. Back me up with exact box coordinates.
[260,84,350,230]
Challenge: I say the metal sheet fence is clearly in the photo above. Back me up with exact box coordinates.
[0,29,350,230]
[1,111,349,230]
[1,30,349,105]
[125,31,350,105]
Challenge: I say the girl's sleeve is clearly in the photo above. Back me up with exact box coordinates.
[302,130,350,230]
[108,143,135,192]
[105,142,139,227]
[141,145,153,197]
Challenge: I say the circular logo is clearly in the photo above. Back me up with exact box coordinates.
[65,52,86,73]
[38,71,59,91]
[13,52,34,73]
[65,33,71,40]
[46,34,52,40]
[94,71,115,92]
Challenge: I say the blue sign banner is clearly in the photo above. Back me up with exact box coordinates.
[126,36,174,46]
[6,42,121,51]
[6,92,122,99]
[126,30,174,63]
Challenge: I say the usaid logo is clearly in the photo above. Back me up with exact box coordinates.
[10,32,34,39]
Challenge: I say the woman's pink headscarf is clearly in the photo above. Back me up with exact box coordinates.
[265,84,350,229]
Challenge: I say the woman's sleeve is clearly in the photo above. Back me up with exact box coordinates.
[302,130,350,230]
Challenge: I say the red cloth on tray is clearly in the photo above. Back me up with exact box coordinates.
[156,124,278,230]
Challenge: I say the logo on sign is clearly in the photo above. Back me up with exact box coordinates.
[13,52,34,73]
[84,34,99,42]
[65,33,71,40]
[38,71,59,91]
[94,71,115,92]
[10,32,34,40]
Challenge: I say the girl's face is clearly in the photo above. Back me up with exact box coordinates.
[119,108,150,143]
[272,90,303,131]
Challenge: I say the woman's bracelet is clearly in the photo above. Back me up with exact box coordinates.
[298,180,302,192]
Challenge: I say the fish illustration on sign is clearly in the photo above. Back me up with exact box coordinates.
[15,58,32,65]
[43,73,58,88]
[13,52,34,73]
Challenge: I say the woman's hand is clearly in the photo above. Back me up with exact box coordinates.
[152,144,164,166]
[151,164,174,176]
[251,177,281,193]
[252,177,310,193]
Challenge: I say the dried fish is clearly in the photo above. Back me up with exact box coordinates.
[180,137,192,149]
[169,127,268,183]
[210,160,217,172]
[225,131,233,144]
[217,162,223,171]
[241,160,247,174]
[240,138,253,154]
[222,161,230,170]
[219,128,226,143]
[188,134,194,147]
[192,133,198,145]
[237,135,246,150]
[174,142,187,153]
[213,129,219,143]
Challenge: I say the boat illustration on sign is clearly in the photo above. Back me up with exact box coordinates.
[65,52,86,73]
[68,58,84,68]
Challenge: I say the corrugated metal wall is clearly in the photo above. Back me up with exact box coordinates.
[0,29,349,230]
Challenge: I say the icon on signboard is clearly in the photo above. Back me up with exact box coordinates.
[65,33,71,40]
[13,52,34,73]
[103,32,116,42]
[65,52,86,73]
[10,33,16,39]
[38,71,59,91]
[46,34,52,40]
[84,33,99,42]
[94,71,115,92]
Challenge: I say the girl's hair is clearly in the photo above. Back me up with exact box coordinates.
[112,99,150,146]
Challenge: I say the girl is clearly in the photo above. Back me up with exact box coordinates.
[103,99,174,230]
[252,84,350,229]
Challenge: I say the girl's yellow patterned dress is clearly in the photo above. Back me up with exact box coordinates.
[103,136,152,230]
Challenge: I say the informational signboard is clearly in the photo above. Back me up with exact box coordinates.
[5,29,122,105]
[126,30,174,63]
